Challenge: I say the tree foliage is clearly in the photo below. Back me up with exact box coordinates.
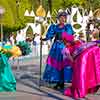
[0,0,31,33]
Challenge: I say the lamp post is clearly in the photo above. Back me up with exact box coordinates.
[0,6,5,43]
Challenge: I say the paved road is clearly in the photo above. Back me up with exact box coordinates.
[1,55,100,100]
[1,78,100,100]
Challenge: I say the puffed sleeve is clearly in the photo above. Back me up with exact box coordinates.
[45,24,56,40]
[65,24,74,35]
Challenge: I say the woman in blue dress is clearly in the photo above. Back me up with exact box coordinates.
[42,11,74,89]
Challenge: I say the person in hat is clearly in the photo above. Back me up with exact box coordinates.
[42,11,74,89]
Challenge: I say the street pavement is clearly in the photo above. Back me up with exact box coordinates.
[0,55,100,100]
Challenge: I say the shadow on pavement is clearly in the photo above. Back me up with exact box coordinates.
[17,78,66,100]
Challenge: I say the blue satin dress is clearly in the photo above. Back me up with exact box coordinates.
[43,24,74,83]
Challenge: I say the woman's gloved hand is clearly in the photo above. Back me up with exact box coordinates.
[40,37,47,41]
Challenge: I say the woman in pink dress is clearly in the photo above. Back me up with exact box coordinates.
[64,41,100,99]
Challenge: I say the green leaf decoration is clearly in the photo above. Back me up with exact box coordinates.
[73,24,82,29]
